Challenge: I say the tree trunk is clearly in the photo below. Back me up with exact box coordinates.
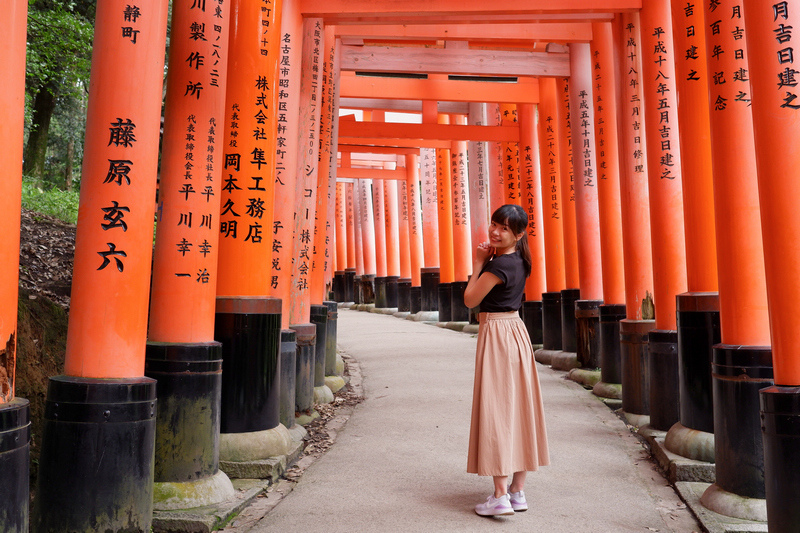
[23,83,57,185]
[64,139,74,191]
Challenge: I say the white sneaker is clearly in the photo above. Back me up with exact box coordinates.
[475,494,514,517]
[508,489,528,512]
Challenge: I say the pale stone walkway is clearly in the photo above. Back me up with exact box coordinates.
[242,308,701,532]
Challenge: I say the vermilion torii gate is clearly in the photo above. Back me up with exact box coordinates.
[4,0,800,531]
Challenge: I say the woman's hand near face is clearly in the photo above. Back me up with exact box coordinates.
[476,241,494,265]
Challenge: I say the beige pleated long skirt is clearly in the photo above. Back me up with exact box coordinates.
[467,311,550,476]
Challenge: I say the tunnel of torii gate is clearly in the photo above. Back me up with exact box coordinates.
[3,0,800,530]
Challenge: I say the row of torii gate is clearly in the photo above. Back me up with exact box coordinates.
[2,0,800,531]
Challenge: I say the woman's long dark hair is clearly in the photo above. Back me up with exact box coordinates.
[491,204,532,277]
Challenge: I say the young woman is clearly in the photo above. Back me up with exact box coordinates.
[463,204,550,517]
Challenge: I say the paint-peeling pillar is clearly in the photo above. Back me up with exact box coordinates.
[695,0,773,521]
[450,115,471,324]
[518,104,546,347]
[33,3,169,531]
[536,78,567,360]
[591,22,627,401]
[568,42,604,371]
[419,145,440,319]
[0,3,29,531]
[744,1,800,528]
[146,0,234,508]
[556,77,581,357]
[406,153,425,314]
[616,13,656,426]
[664,0,722,465]
[640,0,689,433]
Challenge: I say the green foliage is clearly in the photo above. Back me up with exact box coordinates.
[21,177,80,225]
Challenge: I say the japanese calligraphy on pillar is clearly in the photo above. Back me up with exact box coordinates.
[542,113,561,220]
[559,79,575,202]
[421,148,437,208]
[521,143,537,238]
[217,0,278,296]
[680,1,708,85]
[501,105,520,203]
[451,150,469,227]
[759,1,800,110]
[272,27,293,294]
[706,1,753,109]
[623,19,647,176]
[593,50,608,182]
[648,25,679,179]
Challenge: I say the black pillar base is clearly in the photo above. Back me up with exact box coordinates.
[398,278,412,312]
[292,323,316,414]
[33,376,156,532]
[344,268,356,303]
[310,305,328,387]
[713,344,773,499]
[279,329,297,429]
[0,398,29,533]
[648,329,680,431]
[438,282,453,322]
[374,276,388,308]
[677,292,720,434]
[145,342,222,483]
[522,300,543,345]
[409,286,422,314]
[576,299,603,369]
[324,301,338,376]
[386,275,399,308]
[421,267,440,312]
[360,274,376,304]
[451,281,469,322]
[599,304,626,384]
[620,319,656,416]
[215,297,281,433]
[333,270,346,302]
[560,288,580,353]
[542,291,563,351]
[761,385,800,532]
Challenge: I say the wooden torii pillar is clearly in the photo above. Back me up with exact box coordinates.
[334,181,349,300]
[0,2,29,530]
[566,42,604,371]
[536,77,568,359]
[744,1,800,528]
[436,113,456,322]
[419,145,441,318]
[372,160,389,307]
[406,153,426,313]
[146,0,234,509]
[639,0,689,432]
[500,103,521,206]
[33,3,169,530]
[591,21,627,399]
[616,11,656,426]
[396,156,414,312]
[450,114,472,324]
[664,0,721,465]
[488,103,506,213]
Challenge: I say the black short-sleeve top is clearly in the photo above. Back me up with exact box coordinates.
[478,250,527,312]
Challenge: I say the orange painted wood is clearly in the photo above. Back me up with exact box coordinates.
[65,0,169,378]
[0,0,27,400]
[337,168,406,180]
[272,0,302,326]
[339,72,540,104]
[337,120,519,143]
[383,177,401,277]
[615,13,654,320]
[500,105,521,206]
[744,0,800,384]
[321,12,617,26]
[488,104,506,214]
[299,0,643,19]
[518,104,547,300]
[335,182,347,271]
[701,0,768,346]
[467,103,490,266]
[556,77,581,289]
[405,154,425,285]
[396,161,412,279]
[150,0,232,342]
[568,43,603,301]
[288,18,325,324]
[359,179,377,275]
[352,178,365,276]
[640,0,688,331]
[538,78,567,293]
[671,1,719,293]
[339,45,570,77]
[420,148,441,268]
[323,35,342,294]
[330,22,593,43]
[372,172,388,278]
[591,22,625,305]
[436,114,456,283]
[450,115,471,282]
